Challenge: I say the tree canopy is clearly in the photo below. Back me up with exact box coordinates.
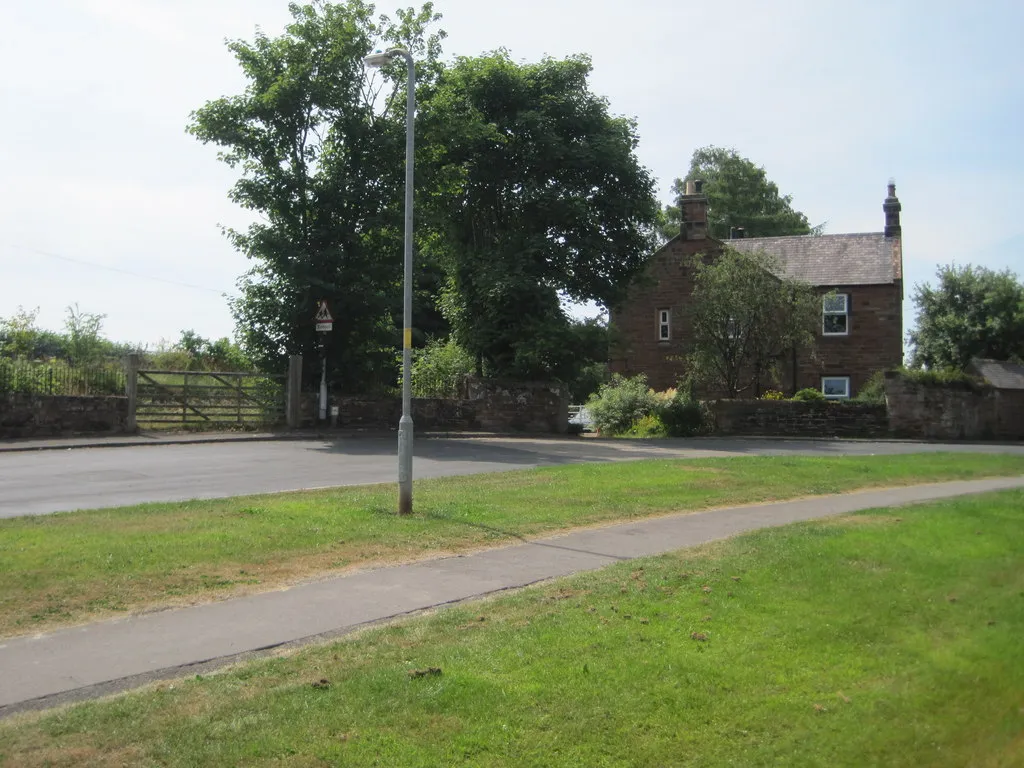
[686,248,820,397]
[420,52,659,380]
[660,147,816,242]
[908,264,1024,370]
[188,0,446,391]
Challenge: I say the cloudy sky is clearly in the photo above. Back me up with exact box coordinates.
[1,0,1021,349]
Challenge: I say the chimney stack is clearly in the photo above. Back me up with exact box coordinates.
[680,179,708,240]
[883,180,902,238]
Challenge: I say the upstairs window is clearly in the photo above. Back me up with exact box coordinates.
[823,294,849,335]
[657,309,671,341]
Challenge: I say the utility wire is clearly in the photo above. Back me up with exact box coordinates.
[1,243,236,296]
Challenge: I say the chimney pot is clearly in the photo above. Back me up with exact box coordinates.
[694,179,705,194]
[685,180,696,195]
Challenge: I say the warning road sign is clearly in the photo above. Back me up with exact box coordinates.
[314,301,334,323]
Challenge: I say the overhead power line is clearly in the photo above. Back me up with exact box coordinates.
[1,243,236,296]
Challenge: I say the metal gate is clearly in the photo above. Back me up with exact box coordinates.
[134,370,286,428]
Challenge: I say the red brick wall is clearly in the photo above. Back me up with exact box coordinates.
[609,236,717,392]
[610,240,904,397]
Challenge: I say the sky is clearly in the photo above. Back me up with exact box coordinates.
[1,0,1021,350]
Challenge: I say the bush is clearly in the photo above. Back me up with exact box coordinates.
[586,374,659,435]
[854,371,886,405]
[657,387,709,437]
[895,367,985,391]
[407,338,475,398]
[792,387,826,402]
[626,413,668,438]
[759,389,785,401]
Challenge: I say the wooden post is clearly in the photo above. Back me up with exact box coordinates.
[124,354,140,433]
[286,355,303,429]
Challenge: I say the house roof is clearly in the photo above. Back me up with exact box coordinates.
[970,358,1024,390]
[725,232,901,286]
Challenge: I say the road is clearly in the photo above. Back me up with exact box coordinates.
[1,436,1022,519]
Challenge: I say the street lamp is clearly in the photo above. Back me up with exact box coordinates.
[363,48,415,516]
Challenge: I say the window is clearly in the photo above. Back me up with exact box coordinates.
[821,376,851,399]
[823,294,849,335]
[657,309,671,341]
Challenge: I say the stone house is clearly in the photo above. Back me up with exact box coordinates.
[609,182,905,398]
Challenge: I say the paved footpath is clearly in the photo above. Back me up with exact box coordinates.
[1,476,1022,717]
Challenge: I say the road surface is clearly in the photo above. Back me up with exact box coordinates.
[1,436,1022,518]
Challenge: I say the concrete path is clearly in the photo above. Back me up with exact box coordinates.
[4,435,1023,519]
[2,475,1021,718]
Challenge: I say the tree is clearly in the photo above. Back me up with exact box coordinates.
[687,248,820,397]
[420,52,660,381]
[908,264,1024,370]
[188,1,446,392]
[661,146,817,241]
[0,306,41,359]
[63,304,107,366]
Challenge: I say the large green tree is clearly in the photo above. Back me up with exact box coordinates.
[687,248,820,397]
[420,52,660,380]
[661,146,817,241]
[188,1,445,391]
[908,264,1024,370]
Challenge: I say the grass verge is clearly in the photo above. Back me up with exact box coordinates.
[2,490,1022,766]
[1,453,1023,639]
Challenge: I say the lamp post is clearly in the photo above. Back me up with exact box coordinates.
[363,48,415,516]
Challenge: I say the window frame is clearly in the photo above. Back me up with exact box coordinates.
[657,308,671,342]
[821,376,851,400]
[822,293,850,336]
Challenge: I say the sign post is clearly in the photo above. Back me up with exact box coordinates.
[314,301,334,421]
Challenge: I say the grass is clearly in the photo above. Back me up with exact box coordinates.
[2,489,1022,766]
[1,453,1023,639]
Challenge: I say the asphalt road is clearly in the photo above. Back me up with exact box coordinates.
[1,436,1022,519]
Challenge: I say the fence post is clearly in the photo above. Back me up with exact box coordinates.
[124,354,140,433]
[286,355,303,429]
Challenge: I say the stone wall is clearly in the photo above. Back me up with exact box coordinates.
[0,394,131,438]
[707,399,889,438]
[883,372,1022,440]
[300,378,568,434]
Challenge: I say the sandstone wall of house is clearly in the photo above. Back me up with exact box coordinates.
[0,394,131,438]
[884,372,1022,440]
[301,378,569,434]
[793,283,904,396]
[707,400,889,438]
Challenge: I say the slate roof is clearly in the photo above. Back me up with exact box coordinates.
[726,232,900,286]
[970,358,1024,390]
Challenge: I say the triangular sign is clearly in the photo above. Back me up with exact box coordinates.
[314,301,334,323]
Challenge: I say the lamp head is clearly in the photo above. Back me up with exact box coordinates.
[362,50,395,68]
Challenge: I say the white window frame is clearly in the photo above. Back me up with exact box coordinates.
[821,376,851,400]
[657,308,671,342]
[823,293,850,336]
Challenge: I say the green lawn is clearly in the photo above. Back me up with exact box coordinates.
[1,453,1023,639]
[2,490,1022,766]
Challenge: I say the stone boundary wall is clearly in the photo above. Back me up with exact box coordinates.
[301,378,569,434]
[0,394,131,438]
[884,372,1022,440]
[707,399,889,438]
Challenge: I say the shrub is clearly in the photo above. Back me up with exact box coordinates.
[854,371,886,405]
[792,387,827,402]
[895,367,985,391]
[657,387,710,437]
[759,389,785,401]
[407,338,475,398]
[586,374,659,435]
[626,413,668,438]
